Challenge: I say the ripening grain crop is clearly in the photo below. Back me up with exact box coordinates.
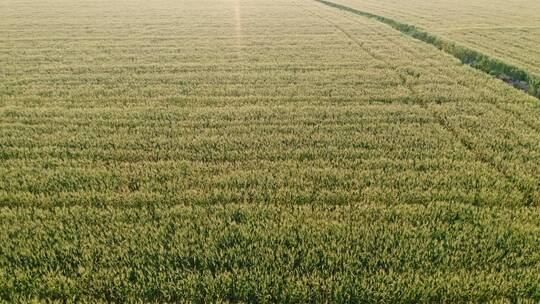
[1,0,540,302]
[327,0,540,76]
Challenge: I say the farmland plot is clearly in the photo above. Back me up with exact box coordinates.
[326,0,540,75]
[1,0,540,301]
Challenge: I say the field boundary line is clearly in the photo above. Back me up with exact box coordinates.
[313,0,540,100]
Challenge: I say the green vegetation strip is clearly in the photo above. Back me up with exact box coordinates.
[315,0,540,99]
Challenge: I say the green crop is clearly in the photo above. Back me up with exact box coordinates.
[2,204,540,302]
[1,0,540,302]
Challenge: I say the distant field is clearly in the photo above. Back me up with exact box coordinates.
[2,0,540,302]
[328,0,540,76]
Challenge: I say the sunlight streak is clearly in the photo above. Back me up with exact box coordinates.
[234,0,242,48]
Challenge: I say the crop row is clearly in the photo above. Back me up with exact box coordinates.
[3,101,540,206]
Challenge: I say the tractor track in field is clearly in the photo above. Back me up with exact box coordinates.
[312,0,540,137]
[292,1,535,206]
[293,0,416,95]
[432,108,537,206]
[312,0,540,205]
[313,0,540,101]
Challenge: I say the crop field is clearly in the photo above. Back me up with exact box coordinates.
[329,0,540,76]
[1,0,540,302]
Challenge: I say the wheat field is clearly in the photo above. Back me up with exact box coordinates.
[1,0,540,302]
